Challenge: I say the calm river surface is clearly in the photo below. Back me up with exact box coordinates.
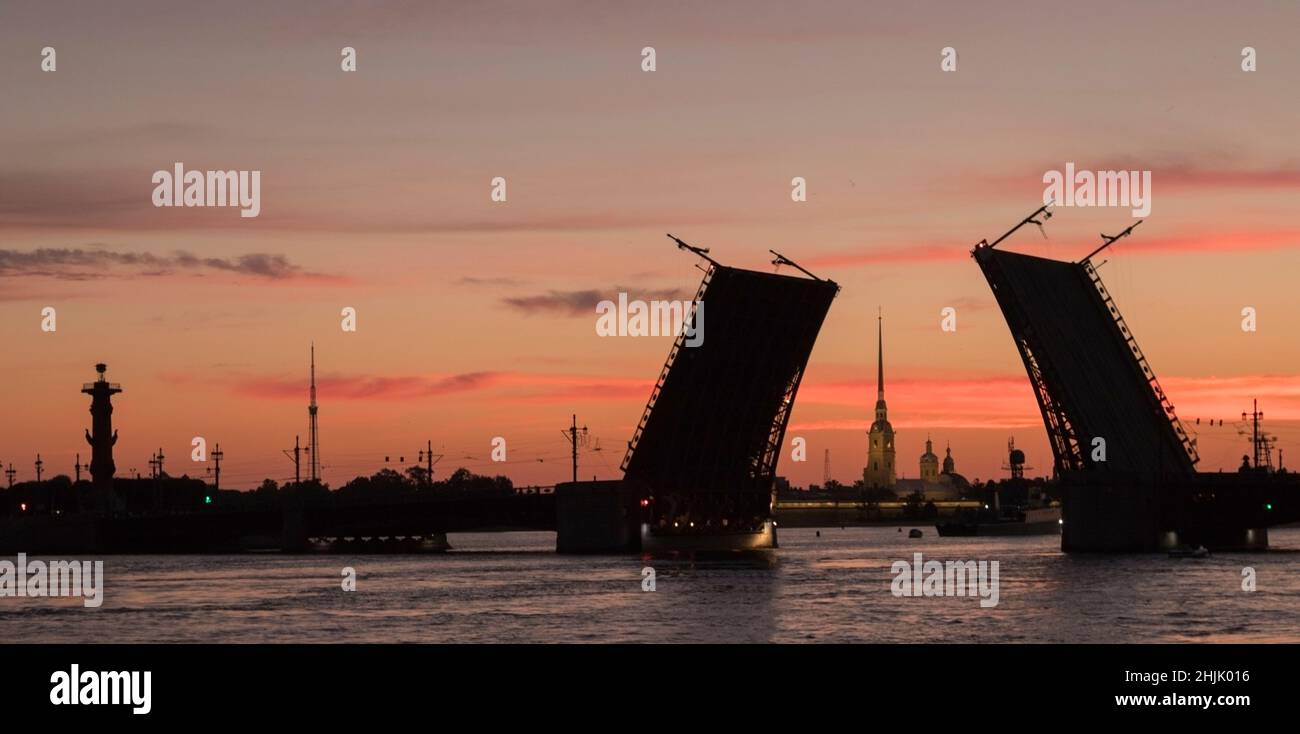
[4,526,1299,643]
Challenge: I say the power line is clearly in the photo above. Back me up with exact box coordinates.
[561,414,588,484]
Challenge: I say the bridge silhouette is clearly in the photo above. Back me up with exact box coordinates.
[1,488,558,554]
[6,222,1294,555]
[0,237,839,555]
[974,206,1299,551]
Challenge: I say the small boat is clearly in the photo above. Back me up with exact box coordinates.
[908,528,923,538]
[1168,545,1210,558]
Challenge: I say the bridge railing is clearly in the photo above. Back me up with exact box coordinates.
[1084,260,1200,468]
[621,264,714,472]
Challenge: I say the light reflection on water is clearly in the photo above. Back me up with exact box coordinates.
[3,526,1298,643]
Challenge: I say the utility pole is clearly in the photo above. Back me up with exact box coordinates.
[1243,400,1264,470]
[211,443,224,492]
[150,447,166,513]
[417,440,443,487]
[75,453,82,483]
[282,435,302,486]
[34,454,43,483]
[561,414,588,484]
[5,464,14,489]
[148,452,157,480]
[823,449,831,485]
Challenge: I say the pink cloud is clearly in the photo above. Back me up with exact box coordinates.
[801,228,1300,269]
[234,372,503,400]
[224,370,652,403]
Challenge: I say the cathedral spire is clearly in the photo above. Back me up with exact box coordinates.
[876,309,884,402]
[864,308,896,490]
[874,310,888,423]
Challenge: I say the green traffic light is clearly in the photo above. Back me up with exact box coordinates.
[1265,503,1273,511]
[204,495,212,504]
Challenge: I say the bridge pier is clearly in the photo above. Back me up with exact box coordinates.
[555,480,641,553]
[1062,478,1275,552]
[1061,480,1160,552]
[281,505,308,553]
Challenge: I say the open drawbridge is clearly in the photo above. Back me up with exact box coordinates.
[973,206,1295,551]
[620,237,840,540]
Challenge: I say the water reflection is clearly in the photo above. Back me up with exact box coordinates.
[2,528,1297,643]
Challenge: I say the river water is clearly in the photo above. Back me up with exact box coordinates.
[4,526,1298,643]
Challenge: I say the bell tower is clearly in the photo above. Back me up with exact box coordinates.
[864,313,896,489]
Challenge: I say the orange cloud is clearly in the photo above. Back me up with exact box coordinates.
[234,372,504,400]
[801,228,1300,269]
[792,372,1300,431]
[225,370,653,404]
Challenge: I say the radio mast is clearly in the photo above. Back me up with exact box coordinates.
[308,343,320,483]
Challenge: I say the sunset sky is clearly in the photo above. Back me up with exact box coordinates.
[3,1,1300,489]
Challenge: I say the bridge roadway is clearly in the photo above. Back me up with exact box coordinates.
[0,490,558,554]
[297,490,557,541]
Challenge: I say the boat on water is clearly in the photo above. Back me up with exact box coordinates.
[935,506,1062,537]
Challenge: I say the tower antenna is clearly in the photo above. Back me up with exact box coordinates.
[308,343,320,483]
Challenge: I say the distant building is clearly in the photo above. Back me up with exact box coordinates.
[863,315,896,490]
[897,440,969,500]
[861,317,967,500]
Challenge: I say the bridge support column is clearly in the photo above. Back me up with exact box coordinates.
[281,505,308,553]
[1062,480,1160,552]
[556,480,640,553]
